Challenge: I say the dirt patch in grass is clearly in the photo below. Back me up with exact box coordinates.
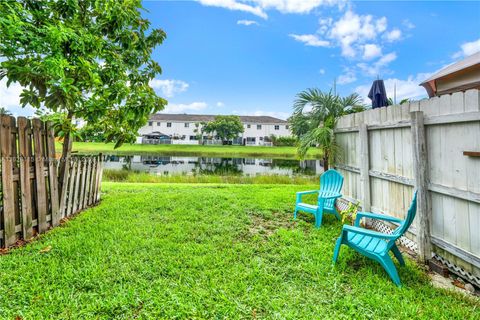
[248,212,294,239]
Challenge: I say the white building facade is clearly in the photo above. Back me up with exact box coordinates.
[137,114,291,146]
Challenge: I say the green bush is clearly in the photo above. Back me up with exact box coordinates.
[270,135,298,147]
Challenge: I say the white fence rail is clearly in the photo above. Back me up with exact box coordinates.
[334,89,480,284]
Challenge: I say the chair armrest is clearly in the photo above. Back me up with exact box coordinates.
[296,190,319,196]
[355,211,403,227]
[317,193,342,200]
[342,224,396,240]
[296,190,319,202]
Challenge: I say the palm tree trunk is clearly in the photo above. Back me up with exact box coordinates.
[323,147,329,171]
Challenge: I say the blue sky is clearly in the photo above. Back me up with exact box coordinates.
[3,0,480,119]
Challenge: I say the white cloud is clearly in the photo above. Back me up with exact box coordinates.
[452,38,480,59]
[354,73,432,103]
[402,19,415,29]
[149,79,189,98]
[0,78,35,117]
[362,44,382,60]
[255,0,340,14]
[162,102,208,113]
[198,0,268,19]
[237,19,259,26]
[198,0,341,19]
[216,101,225,107]
[385,28,402,42]
[337,68,356,84]
[289,34,330,47]
[357,52,397,76]
[326,10,387,58]
[319,69,326,75]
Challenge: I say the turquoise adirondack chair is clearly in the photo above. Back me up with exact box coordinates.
[332,191,417,286]
[294,169,344,228]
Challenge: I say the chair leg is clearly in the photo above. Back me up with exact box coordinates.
[294,206,298,219]
[379,255,401,287]
[332,237,343,264]
[315,209,323,228]
[391,244,405,266]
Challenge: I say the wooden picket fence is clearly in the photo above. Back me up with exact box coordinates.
[0,115,103,248]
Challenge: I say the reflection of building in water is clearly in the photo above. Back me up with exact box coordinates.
[103,155,323,176]
[300,160,324,175]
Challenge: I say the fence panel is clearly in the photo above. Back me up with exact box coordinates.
[334,89,480,285]
[0,116,103,248]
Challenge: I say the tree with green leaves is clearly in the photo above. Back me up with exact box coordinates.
[0,0,167,184]
[289,89,365,170]
[0,107,12,116]
[202,115,244,144]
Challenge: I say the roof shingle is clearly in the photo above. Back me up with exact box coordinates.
[148,113,287,124]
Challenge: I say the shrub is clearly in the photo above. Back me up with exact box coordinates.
[270,135,298,147]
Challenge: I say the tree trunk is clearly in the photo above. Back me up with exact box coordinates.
[323,148,329,171]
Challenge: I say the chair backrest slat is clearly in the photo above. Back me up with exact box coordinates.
[320,169,344,194]
[392,191,418,238]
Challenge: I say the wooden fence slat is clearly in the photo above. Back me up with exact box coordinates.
[58,137,71,217]
[1,115,17,246]
[88,157,97,205]
[17,117,33,240]
[45,121,60,227]
[73,159,83,213]
[78,158,87,212]
[66,160,77,217]
[85,157,92,207]
[96,154,104,202]
[32,119,48,233]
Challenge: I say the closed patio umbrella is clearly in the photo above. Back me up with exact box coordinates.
[368,79,388,109]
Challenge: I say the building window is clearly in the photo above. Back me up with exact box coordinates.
[257,124,262,130]
[148,121,153,126]
[157,122,161,126]
[189,135,198,140]
[274,125,280,130]
[286,125,289,130]
[259,137,263,141]
[185,122,189,128]
[247,124,251,128]
[167,122,172,128]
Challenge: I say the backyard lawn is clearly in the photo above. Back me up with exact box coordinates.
[0,183,477,318]
[60,142,323,159]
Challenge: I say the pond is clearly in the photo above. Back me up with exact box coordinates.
[103,154,324,177]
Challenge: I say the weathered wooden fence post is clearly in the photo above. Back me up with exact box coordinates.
[411,111,432,263]
[359,123,371,212]
[1,115,17,246]
[17,117,34,240]
[46,121,60,227]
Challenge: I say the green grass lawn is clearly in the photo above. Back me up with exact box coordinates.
[0,183,477,318]
[61,142,323,159]
[103,169,319,184]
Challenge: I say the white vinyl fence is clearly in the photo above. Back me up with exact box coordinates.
[334,89,480,285]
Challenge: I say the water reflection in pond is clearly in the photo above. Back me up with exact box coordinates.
[103,154,324,177]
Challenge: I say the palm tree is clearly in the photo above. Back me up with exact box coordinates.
[0,107,12,115]
[289,89,364,170]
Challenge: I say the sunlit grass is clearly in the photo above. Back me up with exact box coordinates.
[58,141,323,159]
[0,183,477,318]
[103,169,319,184]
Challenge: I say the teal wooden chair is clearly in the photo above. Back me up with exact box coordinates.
[294,169,343,228]
[332,191,417,286]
